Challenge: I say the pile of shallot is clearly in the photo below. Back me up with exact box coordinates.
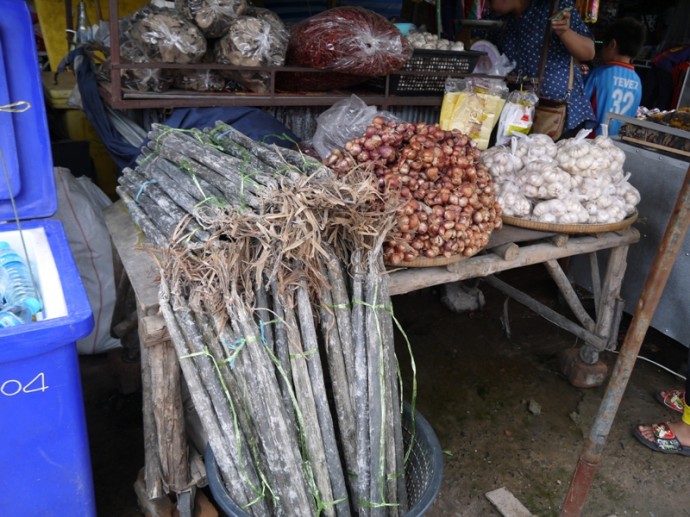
[483,131,640,225]
[325,118,502,265]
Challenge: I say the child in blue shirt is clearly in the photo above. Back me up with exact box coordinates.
[584,18,646,136]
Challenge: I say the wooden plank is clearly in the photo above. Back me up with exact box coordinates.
[589,252,601,316]
[140,314,170,347]
[147,339,191,494]
[389,227,640,296]
[485,276,608,351]
[488,225,557,248]
[620,136,690,158]
[485,487,534,517]
[543,259,596,332]
[140,338,165,500]
[593,244,631,350]
[490,242,519,261]
[104,201,162,316]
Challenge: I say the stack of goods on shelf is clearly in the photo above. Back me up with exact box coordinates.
[108,2,482,96]
[619,107,690,155]
[112,3,418,94]
[118,1,289,93]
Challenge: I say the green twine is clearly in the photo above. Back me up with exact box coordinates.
[288,349,319,360]
[259,132,299,147]
[350,295,418,462]
[178,292,417,513]
[178,346,267,507]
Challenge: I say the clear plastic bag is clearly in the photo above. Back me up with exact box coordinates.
[496,90,539,146]
[128,8,207,63]
[440,78,508,150]
[173,69,227,91]
[119,40,173,92]
[214,7,289,93]
[176,0,247,38]
[312,94,396,159]
[285,7,412,76]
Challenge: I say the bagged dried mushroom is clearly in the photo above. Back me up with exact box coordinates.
[173,69,227,91]
[172,45,228,92]
[119,40,173,92]
[128,8,207,63]
[214,7,289,93]
[176,0,247,38]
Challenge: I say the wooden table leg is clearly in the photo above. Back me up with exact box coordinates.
[579,244,631,364]
[147,338,190,495]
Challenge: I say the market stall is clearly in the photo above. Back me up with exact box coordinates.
[104,193,640,515]
[101,114,642,515]
[29,0,690,515]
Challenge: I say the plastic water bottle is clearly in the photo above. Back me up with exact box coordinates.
[0,241,42,319]
[0,304,33,328]
[75,1,93,44]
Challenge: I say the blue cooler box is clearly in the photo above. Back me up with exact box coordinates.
[0,1,96,515]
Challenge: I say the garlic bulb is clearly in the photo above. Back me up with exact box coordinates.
[488,132,640,224]
[481,146,523,181]
[615,181,641,215]
[516,134,558,164]
[533,196,588,223]
[498,190,532,217]
[519,161,571,199]
[407,30,463,51]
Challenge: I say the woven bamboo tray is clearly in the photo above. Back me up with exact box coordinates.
[502,212,638,234]
[385,245,487,268]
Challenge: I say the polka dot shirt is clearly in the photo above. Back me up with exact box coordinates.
[490,0,595,131]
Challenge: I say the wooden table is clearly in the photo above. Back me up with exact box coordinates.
[104,200,640,510]
[390,224,640,364]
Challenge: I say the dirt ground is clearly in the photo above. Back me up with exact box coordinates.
[82,265,688,517]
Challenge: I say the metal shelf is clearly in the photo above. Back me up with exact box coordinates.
[100,0,474,110]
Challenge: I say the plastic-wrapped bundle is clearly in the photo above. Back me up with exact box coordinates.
[285,7,411,76]
[128,8,207,63]
[173,69,227,91]
[214,7,289,93]
[175,0,247,38]
[120,40,172,92]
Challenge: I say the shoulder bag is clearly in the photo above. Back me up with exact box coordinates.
[530,0,573,140]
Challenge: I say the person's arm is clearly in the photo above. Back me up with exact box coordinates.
[552,11,595,62]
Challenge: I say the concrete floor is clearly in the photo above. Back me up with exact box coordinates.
[82,265,688,516]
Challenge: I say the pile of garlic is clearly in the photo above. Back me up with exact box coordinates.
[482,131,640,225]
[406,30,465,51]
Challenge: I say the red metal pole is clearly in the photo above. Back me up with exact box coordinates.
[561,164,690,517]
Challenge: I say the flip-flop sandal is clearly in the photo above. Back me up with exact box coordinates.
[655,389,685,414]
[633,422,690,456]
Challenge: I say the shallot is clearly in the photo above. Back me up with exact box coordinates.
[325,120,502,264]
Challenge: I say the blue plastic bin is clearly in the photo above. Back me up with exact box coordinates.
[0,1,96,515]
